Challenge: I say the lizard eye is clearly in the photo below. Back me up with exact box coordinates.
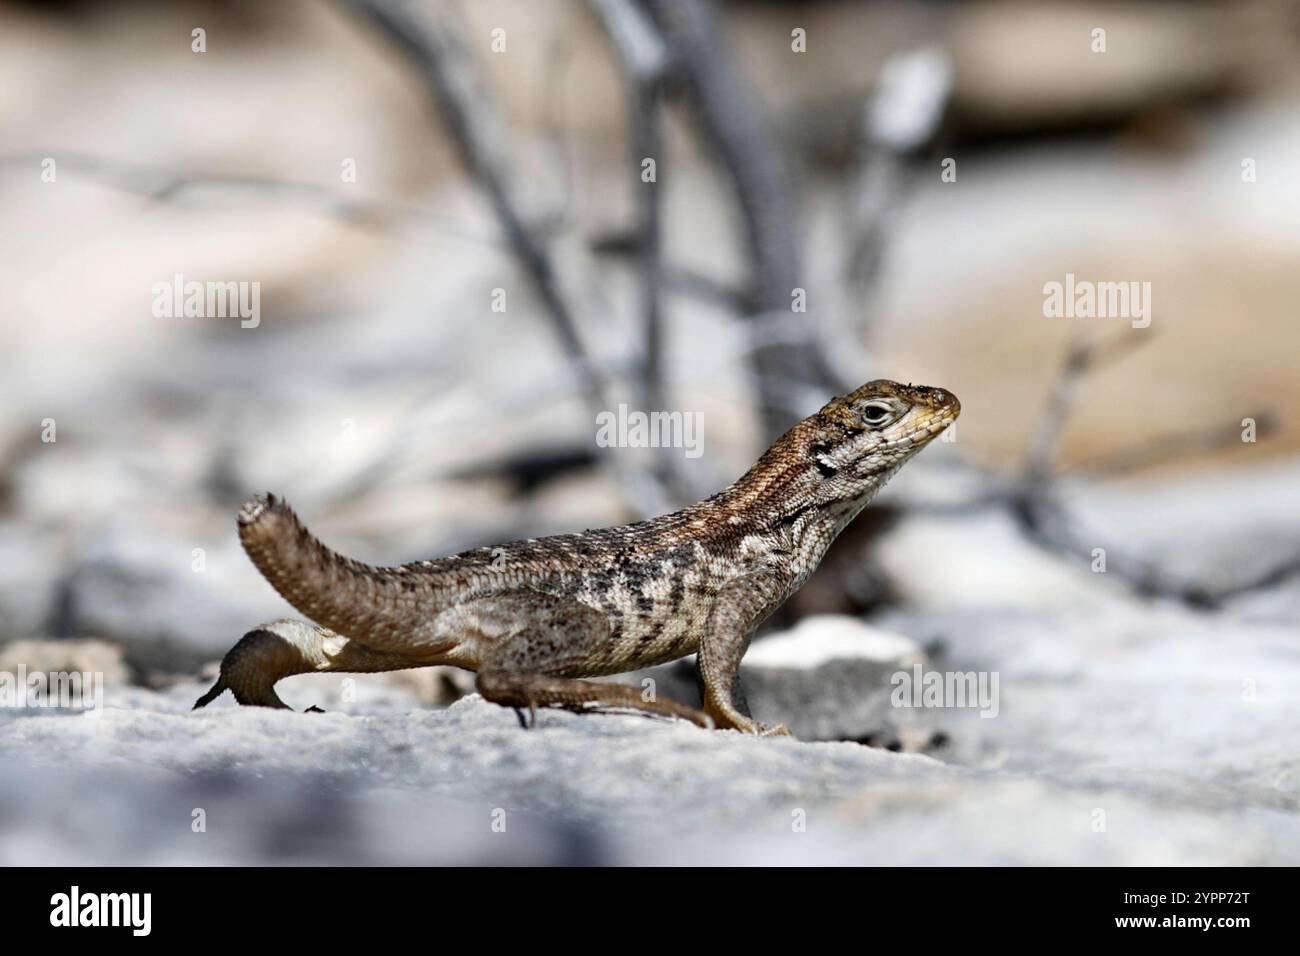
[861,401,896,428]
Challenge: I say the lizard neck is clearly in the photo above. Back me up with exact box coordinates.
[687,424,898,585]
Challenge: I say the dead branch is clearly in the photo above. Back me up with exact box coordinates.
[1023,330,1151,484]
[587,0,712,503]
[0,150,498,246]
[1008,333,1299,607]
[586,0,681,496]
[894,330,1296,607]
[1074,411,1278,477]
[337,0,680,517]
[337,0,599,399]
[841,47,952,332]
[641,0,847,437]
[588,229,746,310]
[2,149,746,324]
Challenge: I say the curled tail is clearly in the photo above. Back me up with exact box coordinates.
[191,626,291,710]
[236,493,442,652]
[192,675,228,709]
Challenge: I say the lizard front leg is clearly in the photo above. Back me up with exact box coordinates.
[470,592,714,729]
[699,573,793,736]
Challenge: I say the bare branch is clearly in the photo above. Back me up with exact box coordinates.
[585,0,703,503]
[0,150,498,247]
[1074,411,1278,477]
[587,0,670,415]
[842,47,952,320]
[337,0,602,401]
[587,0,669,83]
[1008,485,1220,606]
[1023,330,1152,483]
[642,0,847,437]
[589,230,746,310]
[1006,333,1299,607]
[337,0,680,517]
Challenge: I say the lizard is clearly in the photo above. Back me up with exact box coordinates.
[194,379,959,735]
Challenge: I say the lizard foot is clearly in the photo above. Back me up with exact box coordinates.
[706,707,793,737]
[732,719,791,737]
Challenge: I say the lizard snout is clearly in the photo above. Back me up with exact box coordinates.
[929,386,959,417]
[908,383,960,419]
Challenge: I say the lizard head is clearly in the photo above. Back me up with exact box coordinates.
[720,379,960,522]
[803,379,960,493]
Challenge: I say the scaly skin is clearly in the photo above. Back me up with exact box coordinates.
[195,380,959,735]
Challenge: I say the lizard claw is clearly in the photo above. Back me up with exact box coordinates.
[709,710,792,737]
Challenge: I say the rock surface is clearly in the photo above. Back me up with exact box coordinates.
[2,599,1297,866]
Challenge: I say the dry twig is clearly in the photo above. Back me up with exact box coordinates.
[338,0,681,516]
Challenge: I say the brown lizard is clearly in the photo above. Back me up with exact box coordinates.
[195,380,959,735]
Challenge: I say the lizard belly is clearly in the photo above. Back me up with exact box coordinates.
[424,581,716,678]
[565,571,719,677]
[427,539,740,678]
[571,599,713,677]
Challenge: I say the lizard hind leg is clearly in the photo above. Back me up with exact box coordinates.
[476,669,714,729]
[468,591,714,730]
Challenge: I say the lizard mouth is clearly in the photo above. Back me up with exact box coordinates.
[917,385,959,431]
[894,396,959,451]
